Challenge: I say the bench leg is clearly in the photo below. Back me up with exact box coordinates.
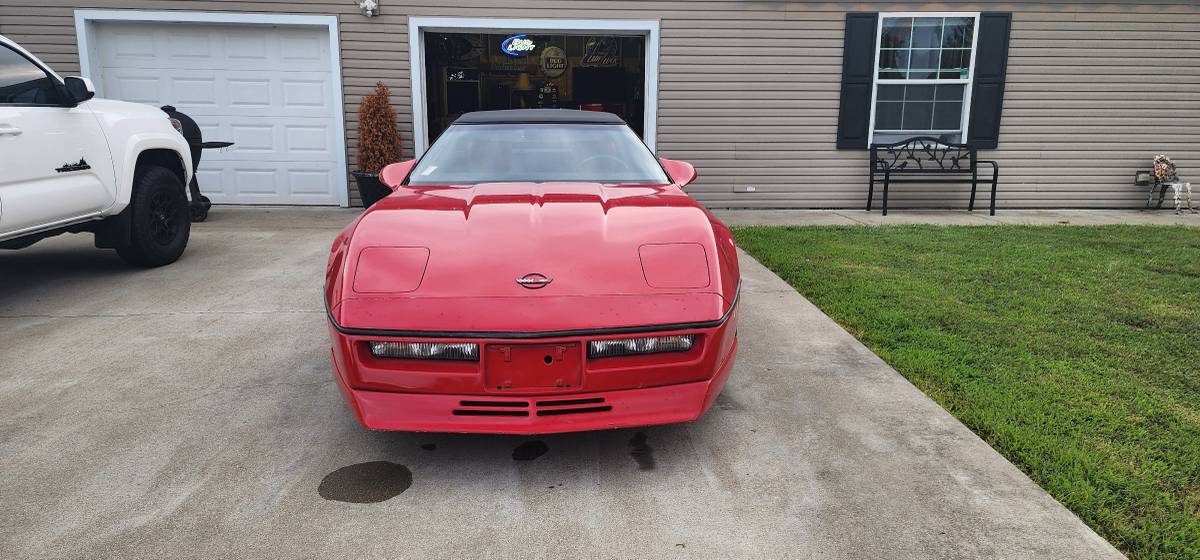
[882,174,890,216]
[990,177,998,216]
[969,169,978,212]
[867,169,875,211]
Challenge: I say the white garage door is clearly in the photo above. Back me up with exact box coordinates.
[93,22,344,205]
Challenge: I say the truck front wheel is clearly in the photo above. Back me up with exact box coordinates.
[116,165,191,267]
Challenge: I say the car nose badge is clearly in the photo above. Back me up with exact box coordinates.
[517,273,553,289]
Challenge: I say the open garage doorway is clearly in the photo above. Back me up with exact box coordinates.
[408,18,660,155]
[423,33,646,142]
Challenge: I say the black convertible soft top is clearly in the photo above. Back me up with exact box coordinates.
[452,109,626,125]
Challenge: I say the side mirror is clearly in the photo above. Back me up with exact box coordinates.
[63,76,95,104]
[379,160,418,191]
[659,158,697,188]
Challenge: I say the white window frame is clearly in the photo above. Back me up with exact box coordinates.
[407,17,660,156]
[867,12,981,146]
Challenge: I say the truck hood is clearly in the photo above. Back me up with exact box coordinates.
[328,182,736,333]
[86,98,175,123]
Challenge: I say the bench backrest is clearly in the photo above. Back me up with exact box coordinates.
[870,137,976,173]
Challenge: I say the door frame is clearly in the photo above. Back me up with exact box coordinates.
[408,17,661,155]
[73,9,350,207]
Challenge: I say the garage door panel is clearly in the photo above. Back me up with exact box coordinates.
[102,72,162,104]
[94,21,342,205]
[229,124,276,153]
[233,169,281,197]
[102,68,333,119]
[167,31,215,60]
[190,116,338,160]
[282,79,330,110]
[171,77,219,108]
[287,169,339,198]
[99,23,330,72]
[199,163,339,204]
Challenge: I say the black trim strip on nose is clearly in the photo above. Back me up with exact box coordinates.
[536,397,605,407]
[536,406,613,416]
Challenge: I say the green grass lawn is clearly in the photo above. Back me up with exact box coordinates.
[733,225,1200,560]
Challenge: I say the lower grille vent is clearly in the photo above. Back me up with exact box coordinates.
[536,397,605,407]
[459,400,528,408]
[452,409,528,417]
[536,405,612,416]
[452,397,611,418]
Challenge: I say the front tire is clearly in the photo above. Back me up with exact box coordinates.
[116,165,191,267]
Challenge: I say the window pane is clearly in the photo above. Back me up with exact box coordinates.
[0,46,60,105]
[878,49,909,73]
[881,18,912,49]
[932,101,964,130]
[935,84,965,102]
[911,18,943,49]
[877,84,905,101]
[908,49,939,78]
[939,49,965,71]
[875,101,903,130]
[906,85,935,101]
[942,17,975,48]
[901,101,934,130]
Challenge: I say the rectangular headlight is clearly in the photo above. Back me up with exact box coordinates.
[368,341,479,361]
[588,335,695,359]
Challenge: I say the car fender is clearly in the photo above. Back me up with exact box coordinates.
[84,98,192,215]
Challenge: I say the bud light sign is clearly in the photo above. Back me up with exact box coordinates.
[500,34,536,57]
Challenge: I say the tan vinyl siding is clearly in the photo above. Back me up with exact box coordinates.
[2,1,1198,208]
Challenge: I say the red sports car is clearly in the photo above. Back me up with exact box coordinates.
[325,109,739,434]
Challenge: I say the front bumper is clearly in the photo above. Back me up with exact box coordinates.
[330,336,736,434]
[331,306,739,434]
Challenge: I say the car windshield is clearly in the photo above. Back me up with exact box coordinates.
[407,123,670,185]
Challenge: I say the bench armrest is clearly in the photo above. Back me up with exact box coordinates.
[978,160,999,178]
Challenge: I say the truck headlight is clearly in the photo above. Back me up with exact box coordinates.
[588,335,695,358]
[368,341,479,361]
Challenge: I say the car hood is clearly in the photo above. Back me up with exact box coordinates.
[327,182,739,333]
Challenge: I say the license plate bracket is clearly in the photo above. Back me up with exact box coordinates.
[485,343,582,391]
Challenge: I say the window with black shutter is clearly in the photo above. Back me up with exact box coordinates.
[836,11,1011,149]
[836,13,877,149]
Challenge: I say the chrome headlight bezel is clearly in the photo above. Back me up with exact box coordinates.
[587,334,695,359]
[368,341,480,361]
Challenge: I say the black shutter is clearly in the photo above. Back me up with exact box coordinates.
[836,12,878,149]
[967,12,1013,149]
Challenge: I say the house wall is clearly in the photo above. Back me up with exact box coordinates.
[2,1,1198,209]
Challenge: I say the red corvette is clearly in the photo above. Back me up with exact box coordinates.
[325,109,739,434]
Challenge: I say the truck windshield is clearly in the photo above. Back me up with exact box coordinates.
[407,123,670,185]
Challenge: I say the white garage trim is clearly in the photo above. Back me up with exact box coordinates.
[407,17,661,156]
[73,10,349,207]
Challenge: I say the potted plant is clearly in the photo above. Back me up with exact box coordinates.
[352,82,404,208]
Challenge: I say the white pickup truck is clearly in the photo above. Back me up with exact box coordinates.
[0,35,193,267]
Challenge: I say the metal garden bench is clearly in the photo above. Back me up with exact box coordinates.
[868,137,1000,216]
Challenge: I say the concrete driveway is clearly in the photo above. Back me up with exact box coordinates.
[0,207,1122,559]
